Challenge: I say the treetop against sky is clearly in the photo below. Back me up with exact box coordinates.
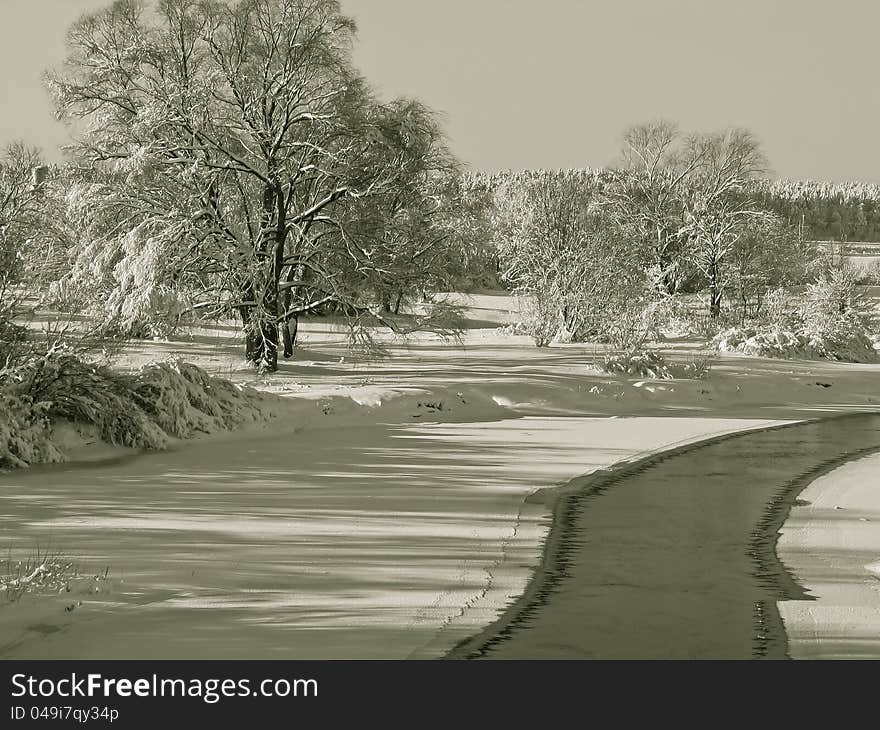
[0,0,878,182]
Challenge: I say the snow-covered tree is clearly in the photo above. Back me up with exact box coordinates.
[678,128,769,318]
[600,121,699,295]
[493,170,647,347]
[727,213,816,323]
[1,143,46,291]
[47,0,465,369]
[0,142,50,347]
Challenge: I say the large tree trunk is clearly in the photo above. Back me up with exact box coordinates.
[239,281,279,370]
[280,281,298,359]
[708,262,722,319]
[239,285,261,366]
[241,290,278,370]
[242,179,287,373]
[280,262,304,359]
[244,319,278,370]
[281,314,298,358]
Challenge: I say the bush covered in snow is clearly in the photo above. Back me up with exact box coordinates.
[713,270,878,362]
[715,322,876,362]
[0,345,267,470]
[10,346,170,450]
[602,349,714,379]
[602,350,673,379]
[131,360,265,439]
[670,353,715,379]
[639,296,727,340]
[0,392,65,470]
[714,326,808,359]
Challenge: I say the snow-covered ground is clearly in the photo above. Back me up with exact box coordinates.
[3,291,880,658]
[778,452,880,659]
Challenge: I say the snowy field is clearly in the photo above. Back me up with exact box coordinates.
[3,291,880,658]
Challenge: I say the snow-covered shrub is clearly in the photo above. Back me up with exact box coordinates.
[0,392,64,470]
[1,344,269,470]
[602,349,714,379]
[714,325,808,359]
[505,293,559,347]
[131,359,264,439]
[798,269,875,360]
[714,270,877,362]
[639,296,721,340]
[6,345,169,450]
[602,350,672,379]
[668,353,714,379]
[762,287,799,330]
[493,171,649,349]
[641,297,689,339]
[599,289,658,351]
[714,326,757,355]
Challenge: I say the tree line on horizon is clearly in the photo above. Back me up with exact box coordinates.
[464,170,880,244]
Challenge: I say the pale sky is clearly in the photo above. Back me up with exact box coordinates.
[1,0,877,181]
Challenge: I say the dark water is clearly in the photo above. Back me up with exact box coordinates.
[452,414,880,659]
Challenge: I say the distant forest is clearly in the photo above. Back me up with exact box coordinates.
[755,180,880,243]
[468,171,880,244]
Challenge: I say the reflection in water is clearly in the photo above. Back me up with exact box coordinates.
[455,414,880,660]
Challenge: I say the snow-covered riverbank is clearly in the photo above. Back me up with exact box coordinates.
[778,451,880,659]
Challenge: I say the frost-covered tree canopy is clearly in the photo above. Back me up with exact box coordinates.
[45,0,472,369]
[0,143,46,292]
